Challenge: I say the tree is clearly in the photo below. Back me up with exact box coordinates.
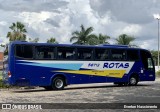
[88,33,110,45]
[47,37,58,44]
[0,44,5,47]
[28,37,39,43]
[115,34,135,46]
[70,24,97,45]
[97,33,110,44]
[7,21,27,41]
[150,50,158,66]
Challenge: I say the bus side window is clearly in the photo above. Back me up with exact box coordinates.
[111,49,126,60]
[57,47,75,60]
[15,45,33,59]
[77,48,92,60]
[95,49,109,60]
[127,50,139,61]
[35,46,54,60]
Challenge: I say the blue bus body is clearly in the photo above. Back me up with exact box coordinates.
[3,41,155,88]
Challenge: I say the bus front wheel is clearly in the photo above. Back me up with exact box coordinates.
[51,77,65,90]
[129,76,138,86]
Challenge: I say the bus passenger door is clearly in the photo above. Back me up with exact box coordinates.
[140,50,155,81]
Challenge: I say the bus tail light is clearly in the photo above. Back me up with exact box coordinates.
[8,71,11,77]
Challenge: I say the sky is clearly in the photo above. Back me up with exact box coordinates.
[0,0,160,51]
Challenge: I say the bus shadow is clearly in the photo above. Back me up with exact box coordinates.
[64,84,151,90]
[12,84,152,93]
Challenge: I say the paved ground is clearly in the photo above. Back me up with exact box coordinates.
[0,78,160,111]
[1,79,160,103]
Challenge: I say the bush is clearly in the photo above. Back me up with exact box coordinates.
[0,79,10,88]
[156,70,160,77]
[0,71,10,88]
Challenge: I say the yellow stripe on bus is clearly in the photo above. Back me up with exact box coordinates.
[55,70,126,78]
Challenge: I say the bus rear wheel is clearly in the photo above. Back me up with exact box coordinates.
[129,76,138,86]
[51,77,65,90]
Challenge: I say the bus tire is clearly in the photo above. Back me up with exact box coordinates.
[129,75,138,86]
[52,77,65,90]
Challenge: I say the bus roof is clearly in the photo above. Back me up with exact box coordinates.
[10,41,145,50]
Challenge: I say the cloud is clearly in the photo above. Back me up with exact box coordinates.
[114,24,142,37]
[153,14,160,19]
[0,0,160,51]
[0,0,68,12]
[16,9,73,43]
[45,19,60,28]
[89,0,160,49]
[137,38,157,50]
[90,0,160,24]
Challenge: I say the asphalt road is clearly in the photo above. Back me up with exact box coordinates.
[0,78,160,111]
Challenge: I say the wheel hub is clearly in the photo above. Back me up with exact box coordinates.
[130,77,136,85]
[55,79,63,88]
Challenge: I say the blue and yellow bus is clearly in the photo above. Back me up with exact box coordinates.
[3,41,155,90]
